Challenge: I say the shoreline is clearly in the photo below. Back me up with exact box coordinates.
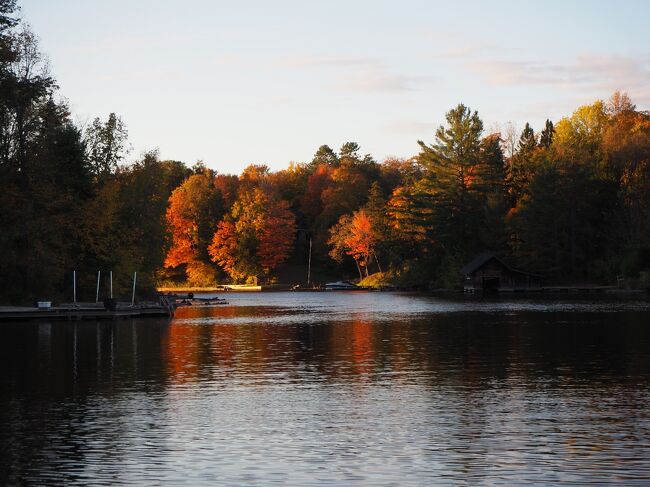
[157,285,262,293]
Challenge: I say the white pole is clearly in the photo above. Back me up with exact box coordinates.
[96,270,101,303]
[110,271,113,299]
[307,237,312,286]
[131,272,137,306]
[73,270,77,304]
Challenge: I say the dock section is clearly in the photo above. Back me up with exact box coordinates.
[0,302,170,321]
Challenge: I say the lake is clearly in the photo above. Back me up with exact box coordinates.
[2,291,650,485]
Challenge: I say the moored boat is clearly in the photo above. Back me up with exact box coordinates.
[164,293,229,307]
[324,280,359,290]
[175,297,228,306]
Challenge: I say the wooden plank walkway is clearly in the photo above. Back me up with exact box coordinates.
[0,303,169,321]
[539,285,617,293]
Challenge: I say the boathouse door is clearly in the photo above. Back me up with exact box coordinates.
[482,277,500,292]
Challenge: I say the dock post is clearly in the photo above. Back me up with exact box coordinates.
[73,270,76,304]
[110,271,113,299]
[96,270,101,303]
[131,272,137,306]
[307,237,312,286]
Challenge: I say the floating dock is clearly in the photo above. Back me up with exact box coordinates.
[464,285,619,294]
[0,303,170,321]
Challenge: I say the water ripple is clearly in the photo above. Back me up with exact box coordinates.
[1,292,650,485]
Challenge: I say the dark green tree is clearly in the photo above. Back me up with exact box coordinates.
[415,103,484,257]
[539,119,554,148]
[507,122,539,205]
[84,112,129,180]
[477,133,508,251]
[311,144,339,167]
[339,141,360,159]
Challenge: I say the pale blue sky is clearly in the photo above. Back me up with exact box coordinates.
[22,0,650,173]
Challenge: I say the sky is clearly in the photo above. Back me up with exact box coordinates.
[22,0,650,174]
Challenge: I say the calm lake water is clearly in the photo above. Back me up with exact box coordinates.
[2,292,650,485]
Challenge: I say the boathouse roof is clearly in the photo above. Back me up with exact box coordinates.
[461,252,542,277]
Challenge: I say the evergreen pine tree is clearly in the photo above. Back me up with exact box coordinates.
[539,119,555,148]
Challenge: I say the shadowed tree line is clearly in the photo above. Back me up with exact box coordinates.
[0,2,191,302]
[1,1,649,303]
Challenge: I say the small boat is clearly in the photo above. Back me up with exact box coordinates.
[324,280,359,290]
[290,284,324,291]
[178,297,228,306]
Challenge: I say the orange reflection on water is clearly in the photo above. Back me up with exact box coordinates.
[164,306,425,385]
[350,317,374,377]
[163,319,201,384]
[164,306,242,383]
[324,314,377,381]
[165,305,303,384]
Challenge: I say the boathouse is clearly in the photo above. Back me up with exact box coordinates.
[461,252,542,292]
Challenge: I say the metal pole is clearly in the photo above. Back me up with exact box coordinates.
[96,270,101,303]
[110,271,113,299]
[73,270,76,304]
[131,272,137,306]
[307,237,312,286]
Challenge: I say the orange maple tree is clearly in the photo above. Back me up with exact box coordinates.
[164,186,197,268]
[164,172,222,285]
[208,220,238,276]
[345,210,375,277]
[209,188,296,281]
[328,209,377,279]
[257,199,296,273]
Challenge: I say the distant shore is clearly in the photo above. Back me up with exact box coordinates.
[157,284,649,295]
[157,285,262,293]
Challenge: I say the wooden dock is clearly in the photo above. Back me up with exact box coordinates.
[464,285,623,294]
[0,303,170,321]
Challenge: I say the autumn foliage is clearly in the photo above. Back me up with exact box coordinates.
[208,220,238,276]
[257,199,296,273]
[329,210,378,279]
[5,19,650,306]
[158,94,650,289]
[5,0,650,303]
[207,184,296,282]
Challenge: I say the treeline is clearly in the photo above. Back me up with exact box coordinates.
[1,0,649,304]
[0,1,192,302]
[164,95,650,289]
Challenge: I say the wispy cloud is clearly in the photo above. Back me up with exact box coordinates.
[214,54,243,66]
[416,28,650,106]
[383,120,434,134]
[416,28,506,60]
[69,35,166,55]
[328,64,432,93]
[274,55,376,69]
[437,46,492,59]
[470,54,650,94]
[274,54,433,94]
[98,67,187,83]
